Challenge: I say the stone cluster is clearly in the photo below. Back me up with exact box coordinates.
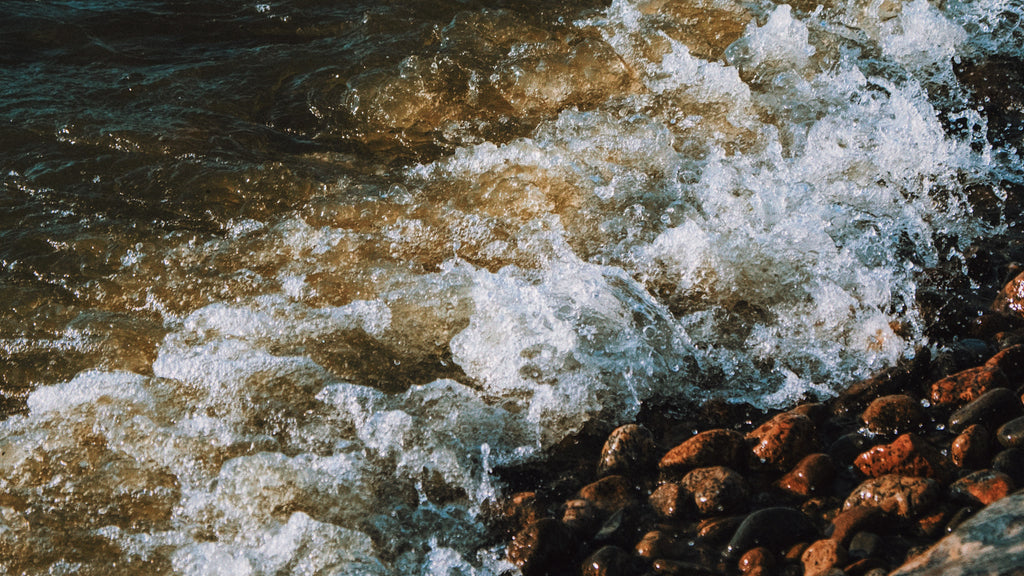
[490,272,1024,576]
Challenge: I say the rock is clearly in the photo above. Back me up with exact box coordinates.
[993,447,1024,486]
[581,545,631,576]
[801,539,848,576]
[861,394,925,435]
[597,424,656,478]
[949,469,1015,506]
[650,558,721,576]
[725,507,819,558]
[889,490,1024,576]
[843,475,939,519]
[636,530,683,560]
[738,547,775,574]
[930,365,1008,408]
[593,507,641,546]
[847,531,882,559]
[696,515,746,544]
[578,475,637,516]
[506,518,572,576]
[649,482,689,520]
[853,434,955,483]
[844,557,887,576]
[791,402,829,425]
[951,424,992,469]
[659,429,747,474]
[777,453,836,497]
[984,344,1024,380]
[997,415,1024,448]
[562,498,602,535]
[993,270,1024,318]
[681,466,749,516]
[746,412,819,471]
[829,506,885,547]
[828,432,877,464]
[948,387,1021,434]
[490,491,542,534]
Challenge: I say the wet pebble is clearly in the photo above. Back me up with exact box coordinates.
[681,466,749,516]
[861,394,925,435]
[992,447,1024,486]
[507,518,572,576]
[843,474,939,519]
[984,344,1024,380]
[950,469,1015,506]
[725,507,819,558]
[996,415,1024,448]
[829,506,884,547]
[696,515,746,543]
[581,545,631,576]
[650,558,720,576]
[948,387,1021,434]
[847,531,881,559]
[992,271,1024,318]
[597,424,656,478]
[929,365,1008,408]
[578,475,637,516]
[635,530,683,560]
[746,412,819,471]
[853,433,954,483]
[649,482,688,520]
[659,428,747,474]
[802,539,848,576]
[562,498,602,536]
[738,547,774,574]
[777,453,836,497]
[951,424,992,469]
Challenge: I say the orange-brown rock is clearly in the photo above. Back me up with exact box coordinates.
[635,530,683,560]
[680,465,749,515]
[951,424,992,469]
[950,469,1015,506]
[778,453,836,497]
[507,518,572,576]
[562,499,601,535]
[581,545,631,576]
[853,433,955,483]
[860,394,925,435]
[659,428,747,474]
[992,271,1024,318]
[830,506,885,546]
[930,365,1008,408]
[738,547,774,574]
[746,412,819,470]
[843,475,939,519]
[649,482,688,520]
[597,424,656,478]
[984,344,1024,380]
[802,539,849,576]
[578,475,637,516]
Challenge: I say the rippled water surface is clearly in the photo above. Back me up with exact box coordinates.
[2,0,1023,573]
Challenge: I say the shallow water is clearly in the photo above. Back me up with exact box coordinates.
[1,0,1023,573]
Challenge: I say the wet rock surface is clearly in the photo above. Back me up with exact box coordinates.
[492,273,1024,576]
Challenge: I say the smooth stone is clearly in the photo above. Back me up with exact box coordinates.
[948,387,1021,434]
[829,506,885,547]
[659,428,747,474]
[696,515,746,544]
[930,365,1009,408]
[997,415,1024,448]
[578,475,637,516]
[581,545,632,576]
[738,547,775,574]
[992,270,1024,318]
[649,482,689,520]
[861,394,925,435]
[951,424,992,469]
[993,447,1024,486]
[985,344,1024,380]
[636,530,685,560]
[843,474,939,519]
[889,490,1024,576]
[949,469,1015,506]
[725,507,819,559]
[777,453,836,497]
[562,498,602,536]
[847,531,881,559]
[506,518,572,576]
[597,424,657,478]
[650,558,720,576]
[843,557,887,576]
[801,539,848,576]
[828,431,877,465]
[853,433,955,483]
[680,466,749,516]
[746,412,819,471]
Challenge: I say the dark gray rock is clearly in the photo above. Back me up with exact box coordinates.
[889,490,1024,576]
[949,388,1021,434]
[997,416,1024,448]
[724,507,818,559]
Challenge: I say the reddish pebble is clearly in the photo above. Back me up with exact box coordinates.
[778,453,836,497]
[635,530,680,560]
[860,394,925,435]
[739,547,775,574]
[951,424,992,469]
[930,365,1008,408]
[681,466,749,515]
[581,545,631,576]
[950,469,1015,506]
[844,474,939,519]
[507,518,571,576]
[747,411,819,470]
[578,475,636,516]
[649,482,688,520]
[992,271,1024,318]
[854,433,955,483]
[830,507,884,546]
[802,539,849,576]
[562,499,601,535]
[659,428,747,474]
[597,424,656,477]
[984,344,1024,380]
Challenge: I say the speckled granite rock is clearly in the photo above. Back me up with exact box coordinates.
[889,490,1024,576]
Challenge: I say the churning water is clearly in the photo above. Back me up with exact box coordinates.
[1,0,1022,573]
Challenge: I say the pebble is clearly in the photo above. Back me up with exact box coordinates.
[597,424,656,478]
[801,539,848,576]
[860,394,925,435]
[984,344,1024,380]
[658,428,747,474]
[929,365,1008,408]
[843,475,939,519]
[746,412,819,470]
[506,518,572,576]
[581,545,631,576]
[992,447,1024,486]
[680,466,749,515]
[777,453,836,497]
[650,558,720,576]
[696,515,745,543]
[578,475,637,516]
[738,547,774,574]
[562,498,601,535]
[847,531,881,559]
[829,506,884,546]
[844,557,886,576]
[996,415,1024,448]
[853,433,955,483]
[635,530,681,560]
[949,469,1015,506]
[649,482,688,520]
[991,270,1024,318]
[725,507,819,558]
[951,424,992,469]
[948,387,1021,434]
[827,431,877,464]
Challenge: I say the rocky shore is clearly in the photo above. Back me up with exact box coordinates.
[488,271,1024,576]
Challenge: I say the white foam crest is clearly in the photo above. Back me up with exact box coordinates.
[725,5,816,82]
[879,0,967,69]
[26,369,154,414]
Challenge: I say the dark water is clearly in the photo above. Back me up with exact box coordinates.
[1,0,1023,573]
